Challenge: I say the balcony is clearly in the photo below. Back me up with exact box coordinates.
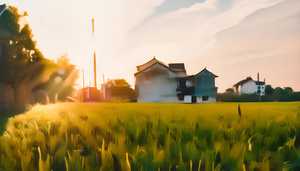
[176,87,195,95]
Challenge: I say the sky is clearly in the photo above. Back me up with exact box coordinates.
[2,0,300,92]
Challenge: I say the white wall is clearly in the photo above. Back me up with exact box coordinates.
[183,95,192,103]
[196,96,217,103]
[241,80,257,94]
[136,64,180,103]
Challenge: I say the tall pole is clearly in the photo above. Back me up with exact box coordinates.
[82,69,85,88]
[94,50,97,89]
[103,73,105,101]
[92,18,97,89]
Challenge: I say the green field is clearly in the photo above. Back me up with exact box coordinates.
[0,117,8,136]
[0,102,300,170]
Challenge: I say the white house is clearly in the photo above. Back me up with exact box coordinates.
[233,75,265,96]
[134,57,218,103]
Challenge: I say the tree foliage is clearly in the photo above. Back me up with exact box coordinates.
[106,79,136,101]
[265,85,274,95]
[0,5,78,107]
[107,79,130,87]
[225,88,234,93]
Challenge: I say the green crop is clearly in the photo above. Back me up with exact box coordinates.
[0,102,299,170]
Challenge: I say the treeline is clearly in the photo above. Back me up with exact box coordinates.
[218,85,300,102]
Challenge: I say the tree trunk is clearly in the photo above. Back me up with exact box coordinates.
[14,83,34,108]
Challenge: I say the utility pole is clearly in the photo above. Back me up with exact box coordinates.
[103,73,105,101]
[92,18,97,89]
[82,69,85,88]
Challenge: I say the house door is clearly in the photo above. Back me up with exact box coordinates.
[192,96,197,103]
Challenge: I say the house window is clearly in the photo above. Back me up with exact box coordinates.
[202,96,209,101]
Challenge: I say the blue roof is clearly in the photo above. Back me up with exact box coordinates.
[255,81,265,85]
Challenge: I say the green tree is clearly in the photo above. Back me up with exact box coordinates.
[107,79,130,86]
[0,6,55,107]
[225,88,234,93]
[265,85,274,95]
[273,87,284,101]
[284,87,293,94]
[106,79,136,101]
[2,6,44,62]
[1,6,77,107]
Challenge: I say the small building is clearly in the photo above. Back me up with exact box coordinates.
[233,75,265,96]
[134,57,218,103]
[79,87,100,102]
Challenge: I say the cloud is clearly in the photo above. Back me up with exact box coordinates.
[177,0,219,14]
[125,0,299,91]
[127,0,285,59]
[198,0,300,91]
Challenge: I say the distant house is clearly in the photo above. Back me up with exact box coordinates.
[79,87,100,102]
[134,57,218,103]
[233,74,265,96]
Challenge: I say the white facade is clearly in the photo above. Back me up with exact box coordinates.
[135,63,180,103]
[241,80,257,94]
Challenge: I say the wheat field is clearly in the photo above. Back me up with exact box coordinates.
[0,102,299,170]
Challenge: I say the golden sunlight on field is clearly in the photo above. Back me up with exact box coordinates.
[0,102,299,170]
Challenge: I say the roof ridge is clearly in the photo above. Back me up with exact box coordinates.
[136,57,168,71]
[195,68,218,77]
[233,77,253,87]
[134,61,174,76]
